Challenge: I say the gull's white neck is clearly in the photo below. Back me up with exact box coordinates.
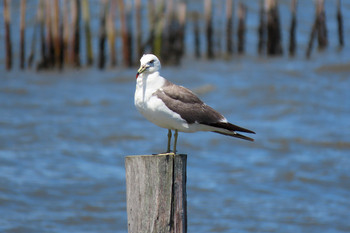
[135,71,166,103]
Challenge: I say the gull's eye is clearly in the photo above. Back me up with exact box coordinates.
[149,59,155,64]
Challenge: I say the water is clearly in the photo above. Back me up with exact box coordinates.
[1,1,350,232]
[1,53,350,232]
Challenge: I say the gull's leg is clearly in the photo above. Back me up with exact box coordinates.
[173,130,178,154]
[167,129,172,153]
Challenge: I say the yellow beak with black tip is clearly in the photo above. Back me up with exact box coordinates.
[136,64,149,78]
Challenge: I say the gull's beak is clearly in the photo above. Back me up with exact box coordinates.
[136,64,149,79]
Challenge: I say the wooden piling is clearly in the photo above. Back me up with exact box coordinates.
[118,0,133,67]
[126,1,134,66]
[20,0,26,69]
[28,7,38,68]
[226,0,234,56]
[71,0,81,67]
[306,0,328,58]
[193,12,201,58]
[257,0,266,55]
[58,15,64,69]
[288,0,297,56]
[177,1,186,62]
[3,0,13,70]
[107,0,117,67]
[159,0,172,63]
[135,0,142,60]
[161,0,186,65]
[316,0,327,50]
[3,0,348,71]
[98,0,107,69]
[62,0,69,65]
[125,154,187,233]
[52,0,61,67]
[82,0,94,66]
[266,0,283,55]
[306,16,317,58]
[153,0,165,60]
[215,1,223,57]
[336,0,344,47]
[145,0,156,53]
[37,0,47,69]
[237,2,246,54]
[204,0,214,59]
[45,0,55,67]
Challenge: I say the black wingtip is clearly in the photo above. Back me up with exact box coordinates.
[206,122,255,134]
[235,133,255,141]
[213,131,254,141]
[228,123,255,134]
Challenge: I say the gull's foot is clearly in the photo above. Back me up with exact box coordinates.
[153,151,176,156]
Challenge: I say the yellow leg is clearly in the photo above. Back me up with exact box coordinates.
[173,130,178,154]
[167,129,172,153]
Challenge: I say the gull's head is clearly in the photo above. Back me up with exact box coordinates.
[136,54,161,78]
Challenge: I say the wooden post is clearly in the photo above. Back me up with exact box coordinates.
[153,0,165,60]
[257,0,266,55]
[98,0,107,69]
[316,0,328,50]
[3,0,13,70]
[177,1,186,63]
[82,0,94,66]
[160,0,172,63]
[266,0,283,55]
[135,0,142,60]
[306,14,317,58]
[237,2,246,54]
[193,12,201,58]
[52,0,60,66]
[107,0,117,67]
[28,5,38,68]
[71,0,81,67]
[45,0,54,67]
[62,0,69,65]
[125,154,187,233]
[20,0,26,69]
[118,0,133,67]
[37,0,47,69]
[306,0,328,58]
[288,0,297,57]
[204,0,214,59]
[215,1,223,56]
[146,0,156,53]
[226,0,234,56]
[336,0,343,48]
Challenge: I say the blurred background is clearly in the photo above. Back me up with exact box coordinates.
[1,0,350,232]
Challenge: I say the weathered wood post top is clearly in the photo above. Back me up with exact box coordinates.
[125,153,187,233]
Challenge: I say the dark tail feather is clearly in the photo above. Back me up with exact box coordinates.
[213,131,254,141]
[206,122,255,134]
[205,122,255,142]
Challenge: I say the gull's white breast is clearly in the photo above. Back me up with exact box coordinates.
[134,72,191,131]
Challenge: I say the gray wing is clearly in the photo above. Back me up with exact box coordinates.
[154,82,225,124]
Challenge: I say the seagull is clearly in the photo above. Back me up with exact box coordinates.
[134,54,255,154]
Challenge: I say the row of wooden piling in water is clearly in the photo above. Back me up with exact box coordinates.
[2,0,345,71]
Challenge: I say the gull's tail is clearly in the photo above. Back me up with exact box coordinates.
[205,122,255,142]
